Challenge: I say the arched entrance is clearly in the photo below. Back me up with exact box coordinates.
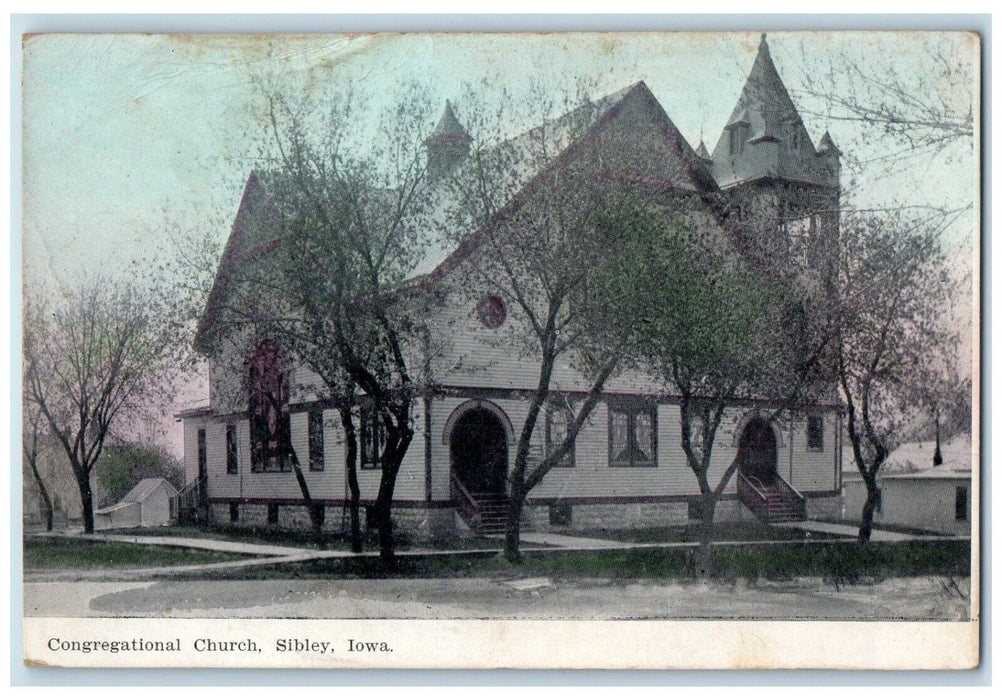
[738,417,778,485]
[450,408,508,496]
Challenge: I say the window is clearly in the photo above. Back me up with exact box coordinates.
[477,295,507,329]
[226,424,238,474]
[308,409,325,471]
[360,402,385,470]
[248,340,291,473]
[549,504,572,527]
[874,488,883,514]
[689,414,705,455]
[197,429,207,478]
[608,402,657,468]
[955,486,968,521]
[229,503,239,522]
[729,124,748,155]
[807,415,824,452]
[267,504,279,524]
[545,405,575,468]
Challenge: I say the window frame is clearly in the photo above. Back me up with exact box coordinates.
[225,424,239,474]
[545,404,576,468]
[247,340,291,474]
[607,401,658,469]
[196,428,207,478]
[360,401,385,471]
[806,414,824,452]
[307,408,325,472]
[955,486,968,521]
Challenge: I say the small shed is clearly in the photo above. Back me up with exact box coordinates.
[94,478,179,530]
[842,434,973,536]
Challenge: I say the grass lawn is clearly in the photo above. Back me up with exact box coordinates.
[167,540,970,584]
[23,537,255,571]
[572,522,843,544]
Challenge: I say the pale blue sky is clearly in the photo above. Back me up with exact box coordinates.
[22,31,978,287]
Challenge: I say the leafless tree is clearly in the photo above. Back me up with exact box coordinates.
[190,85,440,561]
[22,390,54,532]
[441,81,682,562]
[793,34,976,181]
[23,282,182,534]
[834,210,959,543]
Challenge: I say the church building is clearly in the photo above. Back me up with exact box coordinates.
[178,35,846,537]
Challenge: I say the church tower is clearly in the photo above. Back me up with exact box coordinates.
[426,100,472,181]
[709,34,841,270]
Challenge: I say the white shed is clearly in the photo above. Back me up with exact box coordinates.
[94,478,179,530]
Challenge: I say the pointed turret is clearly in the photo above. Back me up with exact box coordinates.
[710,34,838,189]
[426,100,471,180]
[695,140,712,162]
[817,131,840,156]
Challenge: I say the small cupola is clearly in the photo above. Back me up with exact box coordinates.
[425,100,472,180]
[816,131,841,157]
[695,139,713,164]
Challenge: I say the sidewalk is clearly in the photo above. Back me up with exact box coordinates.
[770,520,947,543]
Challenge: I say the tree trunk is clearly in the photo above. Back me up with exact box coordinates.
[503,480,526,563]
[374,430,413,566]
[933,414,943,466]
[28,458,54,532]
[288,448,325,548]
[858,479,879,544]
[76,468,95,534]
[695,492,718,579]
[340,406,362,554]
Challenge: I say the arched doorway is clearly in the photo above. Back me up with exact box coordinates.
[738,417,778,485]
[450,408,508,496]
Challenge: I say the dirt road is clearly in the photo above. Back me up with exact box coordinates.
[23,575,971,620]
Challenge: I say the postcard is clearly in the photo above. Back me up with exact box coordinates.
[19,29,980,670]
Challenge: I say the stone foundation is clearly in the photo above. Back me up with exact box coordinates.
[210,501,455,540]
[805,495,842,521]
[521,501,691,532]
[211,495,841,538]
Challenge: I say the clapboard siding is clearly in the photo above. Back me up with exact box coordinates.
[788,414,839,492]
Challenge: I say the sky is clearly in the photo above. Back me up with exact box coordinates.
[19,31,980,455]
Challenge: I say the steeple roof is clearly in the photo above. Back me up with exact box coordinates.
[728,33,801,134]
[817,130,840,155]
[428,100,471,144]
[710,34,839,189]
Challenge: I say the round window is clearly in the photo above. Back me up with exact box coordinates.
[477,295,507,329]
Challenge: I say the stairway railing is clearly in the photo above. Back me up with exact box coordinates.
[737,473,770,520]
[451,474,481,530]
[172,475,206,525]
[774,473,807,519]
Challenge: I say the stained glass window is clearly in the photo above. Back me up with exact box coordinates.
[608,403,657,468]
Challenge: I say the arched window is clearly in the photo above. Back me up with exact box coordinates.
[247,339,291,473]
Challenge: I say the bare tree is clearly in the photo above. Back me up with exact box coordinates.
[190,85,439,561]
[440,81,691,562]
[834,211,959,543]
[794,34,976,179]
[23,282,181,534]
[22,391,54,532]
[610,207,826,576]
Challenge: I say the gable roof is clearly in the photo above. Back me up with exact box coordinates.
[195,81,727,348]
[194,172,285,352]
[407,80,720,288]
